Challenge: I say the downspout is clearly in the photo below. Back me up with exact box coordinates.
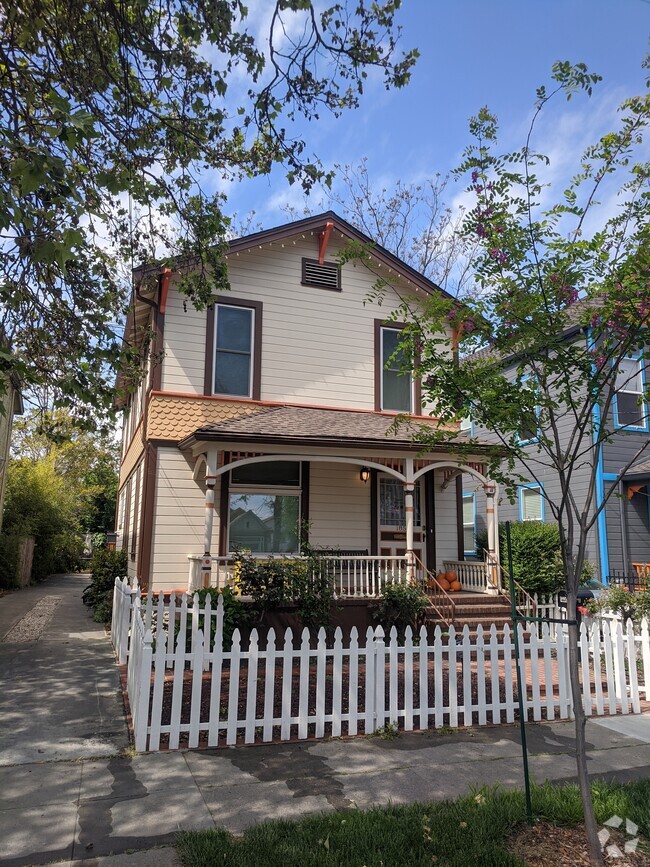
[588,328,610,583]
[618,480,630,575]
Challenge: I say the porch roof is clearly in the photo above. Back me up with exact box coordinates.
[178,404,493,454]
[624,455,650,480]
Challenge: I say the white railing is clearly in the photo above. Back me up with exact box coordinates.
[188,555,409,596]
[442,560,489,593]
[118,587,649,753]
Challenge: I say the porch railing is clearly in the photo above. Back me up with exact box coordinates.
[189,554,409,597]
[442,560,489,593]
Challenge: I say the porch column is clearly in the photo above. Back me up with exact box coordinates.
[484,481,500,595]
[404,458,415,581]
[201,446,219,589]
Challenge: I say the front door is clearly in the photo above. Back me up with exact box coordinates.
[377,475,425,565]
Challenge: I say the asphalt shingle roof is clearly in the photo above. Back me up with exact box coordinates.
[183,405,480,451]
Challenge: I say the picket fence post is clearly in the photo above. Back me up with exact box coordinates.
[373,626,385,732]
[642,618,650,702]
[134,627,153,751]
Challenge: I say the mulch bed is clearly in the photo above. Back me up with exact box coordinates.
[118,641,649,751]
[506,821,650,866]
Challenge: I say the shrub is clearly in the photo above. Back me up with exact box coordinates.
[373,581,429,638]
[233,547,337,629]
[477,521,593,595]
[180,586,252,650]
[587,587,650,625]
[82,548,128,623]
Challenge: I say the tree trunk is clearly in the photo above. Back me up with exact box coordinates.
[567,613,605,866]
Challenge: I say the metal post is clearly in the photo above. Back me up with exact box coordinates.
[506,520,533,824]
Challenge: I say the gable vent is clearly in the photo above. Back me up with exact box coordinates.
[302,258,341,291]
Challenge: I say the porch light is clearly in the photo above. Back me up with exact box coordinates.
[360,467,370,484]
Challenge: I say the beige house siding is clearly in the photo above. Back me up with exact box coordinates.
[126,460,144,581]
[160,236,450,412]
[150,447,208,591]
[308,462,372,552]
[160,285,206,394]
[432,469,460,569]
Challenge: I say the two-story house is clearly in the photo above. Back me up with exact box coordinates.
[115,212,503,595]
[462,325,650,583]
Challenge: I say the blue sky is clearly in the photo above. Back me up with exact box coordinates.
[225,0,650,228]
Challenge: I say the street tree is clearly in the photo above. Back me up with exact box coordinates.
[0,0,417,427]
[283,157,476,295]
[374,60,649,865]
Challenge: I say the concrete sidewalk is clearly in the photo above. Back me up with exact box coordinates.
[1,575,650,865]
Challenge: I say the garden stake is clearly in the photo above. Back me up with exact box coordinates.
[506,520,533,825]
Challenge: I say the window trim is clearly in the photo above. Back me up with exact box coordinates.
[462,491,477,556]
[205,297,262,399]
[613,354,649,433]
[518,483,545,522]
[374,320,421,414]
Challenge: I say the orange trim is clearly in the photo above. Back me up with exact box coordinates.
[149,390,443,424]
[159,268,172,314]
[318,221,334,265]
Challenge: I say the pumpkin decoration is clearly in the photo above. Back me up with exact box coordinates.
[437,574,450,591]
[445,570,458,583]
[427,576,437,590]
[449,579,462,592]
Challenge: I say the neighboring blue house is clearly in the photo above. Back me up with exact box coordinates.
[461,334,650,583]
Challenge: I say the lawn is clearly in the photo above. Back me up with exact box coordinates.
[176,780,650,866]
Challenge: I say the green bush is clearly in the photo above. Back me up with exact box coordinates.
[477,521,593,595]
[233,547,337,629]
[587,587,650,624]
[0,530,21,588]
[373,581,429,638]
[82,548,128,623]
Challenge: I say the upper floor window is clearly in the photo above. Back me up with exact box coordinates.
[615,356,648,431]
[213,303,255,398]
[378,325,413,413]
[519,484,544,521]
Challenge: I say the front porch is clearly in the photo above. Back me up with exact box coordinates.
[144,404,504,600]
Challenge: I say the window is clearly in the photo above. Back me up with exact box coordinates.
[462,493,476,554]
[379,477,421,527]
[615,357,648,430]
[228,461,301,554]
[519,485,544,521]
[518,375,539,444]
[214,304,254,397]
[460,416,474,436]
[380,326,413,412]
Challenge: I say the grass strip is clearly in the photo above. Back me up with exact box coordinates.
[176,779,650,866]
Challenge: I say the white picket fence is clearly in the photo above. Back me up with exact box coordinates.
[113,580,650,753]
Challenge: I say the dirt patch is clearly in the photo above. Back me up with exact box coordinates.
[506,821,650,866]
